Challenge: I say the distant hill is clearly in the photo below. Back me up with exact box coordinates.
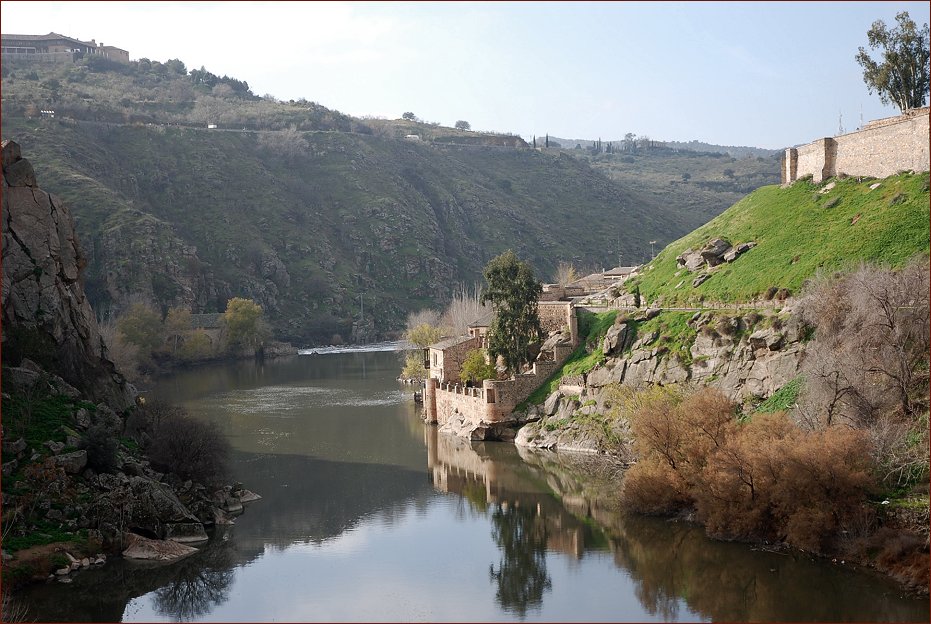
[3,115,690,344]
[548,136,779,159]
[0,56,778,344]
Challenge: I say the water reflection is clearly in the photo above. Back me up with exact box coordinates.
[151,536,235,621]
[425,426,931,622]
[17,354,929,622]
[488,503,552,617]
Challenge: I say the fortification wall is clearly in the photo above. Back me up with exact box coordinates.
[538,301,572,334]
[833,112,929,179]
[784,108,929,184]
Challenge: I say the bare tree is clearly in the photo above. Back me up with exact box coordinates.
[441,282,490,337]
[553,261,578,287]
[406,308,441,333]
[799,257,929,426]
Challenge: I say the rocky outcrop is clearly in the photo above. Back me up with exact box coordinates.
[516,309,805,454]
[676,237,757,279]
[1,140,135,410]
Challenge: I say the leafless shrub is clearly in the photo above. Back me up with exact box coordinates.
[257,125,306,158]
[405,309,441,333]
[797,256,930,429]
[553,261,578,287]
[148,411,230,487]
[99,318,142,382]
[1,590,30,623]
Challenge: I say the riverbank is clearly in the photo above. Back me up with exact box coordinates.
[0,360,261,597]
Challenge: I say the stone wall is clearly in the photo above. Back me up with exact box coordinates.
[783,108,929,184]
[427,336,479,383]
[538,300,578,346]
[425,343,574,428]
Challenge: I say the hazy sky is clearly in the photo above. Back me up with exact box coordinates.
[2,1,929,148]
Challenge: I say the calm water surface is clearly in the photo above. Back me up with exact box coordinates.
[20,352,931,622]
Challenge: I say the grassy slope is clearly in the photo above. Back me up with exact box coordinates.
[523,171,929,407]
[627,172,930,306]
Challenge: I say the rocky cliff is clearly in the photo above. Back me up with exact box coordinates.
[2,140,134,410]
[516,307,805,453]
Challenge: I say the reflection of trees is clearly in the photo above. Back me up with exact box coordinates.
[488,503,552,618]
[152,539,236,621]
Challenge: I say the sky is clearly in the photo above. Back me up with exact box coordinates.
[2,1,929,148]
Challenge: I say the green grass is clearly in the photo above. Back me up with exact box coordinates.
[625,311,697,364]
[626,172,930,306]
[2,525,87,552]
[0,392,77,454]
[753,376,803,414]
[522,310,617,406]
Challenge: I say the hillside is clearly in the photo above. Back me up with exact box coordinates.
[0,57,781,343]
[625,171,930,306]
[2,115,689,343]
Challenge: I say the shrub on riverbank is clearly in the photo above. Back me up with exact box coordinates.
[144,404,230,487]
[621,387,877,552]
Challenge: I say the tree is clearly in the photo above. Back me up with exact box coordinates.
[481,251,543,375]
[117,303,162,354]
[553,261,578,287]
[441,283,489,337]
[163,308,193,355]
[401,111,417,121]
[407,323,443,349]
[460,349,496,384]
[223,297,267,351]
[401,352,427,381]
[856,11,930,112]
[454,120,471,131]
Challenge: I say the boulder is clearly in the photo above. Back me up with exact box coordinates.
[602,322,630,355]
[54,450,88,474]
[640,307,661,321]
[121,533,198,563]
[44,440,66,455]
[163,521,209,544]
[73,408,91,429]
[543,390,562,416]
[1,139,22,168]
[237,489,262,504]
[692,273,710,288]
[676,249,705,272]
[749,328,784,351]
[2,437,27,457]
[3,158,37,187]
[700,238,731,267]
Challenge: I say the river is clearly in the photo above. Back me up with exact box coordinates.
[18,351,930,622]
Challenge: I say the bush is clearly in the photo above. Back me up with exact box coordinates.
[621,386,877,553]
[147,412,229,487]
[83,423,119,473]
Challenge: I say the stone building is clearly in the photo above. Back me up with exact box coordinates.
[782,107,929,184]
[1,32,129,63]
[423,300,579,435]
